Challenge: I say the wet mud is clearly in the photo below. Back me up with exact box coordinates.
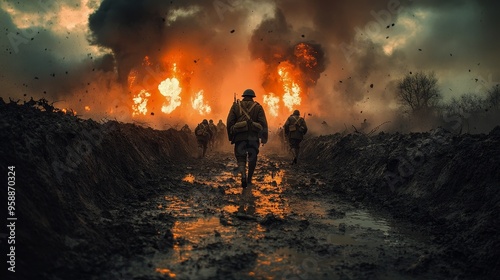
[92,152,464,280]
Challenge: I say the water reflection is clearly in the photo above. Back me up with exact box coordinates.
[182,173,195,183]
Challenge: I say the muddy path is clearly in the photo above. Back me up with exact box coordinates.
[95,150,457,280]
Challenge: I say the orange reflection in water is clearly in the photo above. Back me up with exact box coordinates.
[155,267,176,278]
[182,174,195,183]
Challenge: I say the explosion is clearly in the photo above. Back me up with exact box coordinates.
[128,58,211,118]
[260,42,326,118]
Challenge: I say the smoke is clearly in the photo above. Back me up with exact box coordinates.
[1,0,499,132]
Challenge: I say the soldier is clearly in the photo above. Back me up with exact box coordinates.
[194,119,213,158]
[227,89,268,188]
[180,124,191,134]
[208,119,218,150]
[216,119,227,148]
[284,109,308,164]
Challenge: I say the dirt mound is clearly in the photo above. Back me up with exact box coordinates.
[300,128,500,278]
[0,101,196,279]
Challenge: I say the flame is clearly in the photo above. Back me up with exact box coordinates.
[155,268,176,278]
[294,43,318,69]
[84,106,91,111]
[60,108,77,116]
[132,90,151,116]
[191,90,211,115]
[263,92,280,117]
[159,77,182,114]
[278,61,301,111]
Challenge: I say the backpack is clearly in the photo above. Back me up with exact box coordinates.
[231,101,263,134]
[288,116,302,132]
[196,123,209,136]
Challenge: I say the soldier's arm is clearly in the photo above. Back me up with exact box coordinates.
[284,118,290,134]
[302,119,308,134]
[227,105,237,140]
[257,105,269,143]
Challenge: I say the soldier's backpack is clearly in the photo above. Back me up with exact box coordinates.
[196,124,209,137]
[232,101,263,133]
[288,116,302,132]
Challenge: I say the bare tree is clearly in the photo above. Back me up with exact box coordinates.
[397,71,441,113]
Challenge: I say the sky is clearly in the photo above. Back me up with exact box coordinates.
[1,0,499,131]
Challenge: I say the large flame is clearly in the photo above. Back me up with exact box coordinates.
[191,90,211,115]
[132,89,151,116]
[278,61,302,111]
[263,92,280,117]
[158,77,182,114]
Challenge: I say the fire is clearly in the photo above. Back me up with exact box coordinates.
[294,43,318,69]
[278,61,302,111]
[263,92,280,117]
[158,77,182,114]
[132,90,151,116]
[191,90,211,115]
[84,106,91,111]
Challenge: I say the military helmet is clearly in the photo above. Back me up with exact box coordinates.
[202,119,208,124]
[293,110,300,116]
[242,89,256,97]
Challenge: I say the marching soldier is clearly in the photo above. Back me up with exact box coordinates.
[227,89,268,188]
[284,110,308,164]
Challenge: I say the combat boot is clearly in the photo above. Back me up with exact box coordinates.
[248,160,256,185]
[237,161,247,188]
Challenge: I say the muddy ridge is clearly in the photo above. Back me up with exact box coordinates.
[1,101,499,279]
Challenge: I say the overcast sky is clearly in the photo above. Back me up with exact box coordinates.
[1,0,499,128]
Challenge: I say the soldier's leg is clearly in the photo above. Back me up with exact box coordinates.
[203,141,208,157]
[247,141,259,185]
[235,141,248,188]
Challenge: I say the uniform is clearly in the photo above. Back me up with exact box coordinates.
[194,119,213,158]
[284,110,308,164]
[227,89,268,187]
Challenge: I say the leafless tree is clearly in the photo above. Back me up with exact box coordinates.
[397,71,441,113]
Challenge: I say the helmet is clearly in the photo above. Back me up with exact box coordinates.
[202,119,208,124]
[293,110,300,116]
[242,89,256,97]
[209,119,214,123]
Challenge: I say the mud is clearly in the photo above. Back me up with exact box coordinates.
[1,102,498,279]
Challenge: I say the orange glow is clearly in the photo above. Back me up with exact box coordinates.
[278,61,302,111]
[182,174,195,183]
[191,90,211,115]
[159,77,182,114]
[294,43,318,69]
[84,106,90,111]
[155,268,176,278]
[132,90,151,116]
[263,92,280,117]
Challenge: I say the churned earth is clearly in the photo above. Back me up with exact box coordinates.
[88,151,459,280]
[1,100,498,280]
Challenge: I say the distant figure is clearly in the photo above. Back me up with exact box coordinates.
[194,119,213,158]
[284,109,308,164]
[216,119,227,148]
[180,124,191,134]
[227,89,268,188]
[208,119,218,150]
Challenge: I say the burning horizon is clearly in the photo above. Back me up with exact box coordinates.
[1,0,499,132]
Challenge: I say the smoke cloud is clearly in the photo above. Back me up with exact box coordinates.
[0,0,499,132]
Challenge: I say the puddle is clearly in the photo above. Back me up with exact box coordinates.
[154,161,401,279]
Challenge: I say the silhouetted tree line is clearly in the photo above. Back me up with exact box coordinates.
[396,71,500,133]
